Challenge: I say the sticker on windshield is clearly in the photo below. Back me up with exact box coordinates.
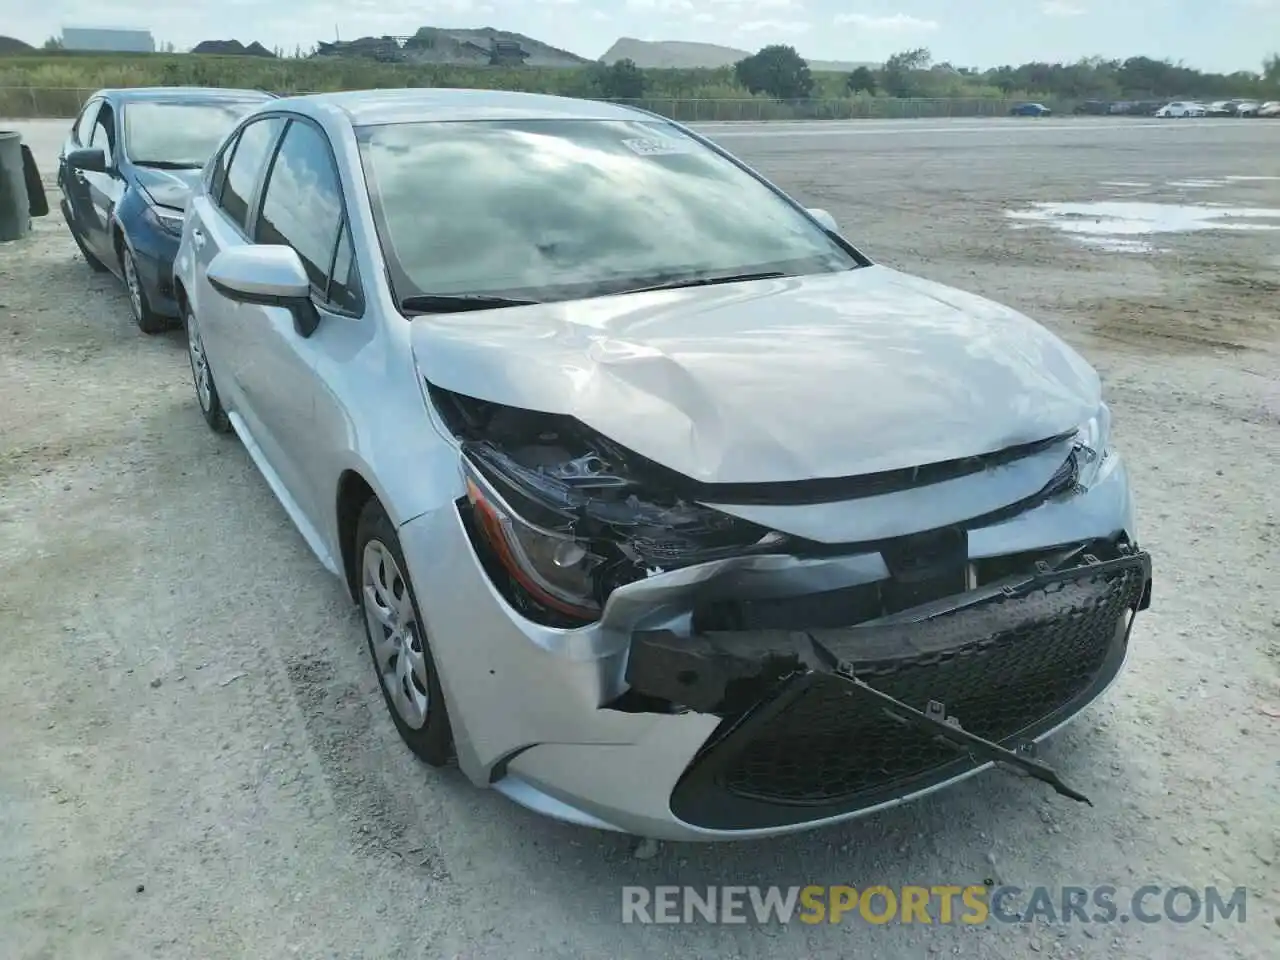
[621,137,692,156]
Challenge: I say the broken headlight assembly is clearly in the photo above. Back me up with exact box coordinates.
[1072,402,1114,490]
[463,459,608,621]
[435,386,774,627]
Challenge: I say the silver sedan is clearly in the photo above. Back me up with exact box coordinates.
[173,88,1152,841]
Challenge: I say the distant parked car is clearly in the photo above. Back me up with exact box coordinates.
[1010,102,1051,117]
[56,86,274,333]
[1258,101,1280,118]
[1235,101,1262,117]
[1205,100,1239,117]
[1073,100,1110,116]
[1154,101,1205,118]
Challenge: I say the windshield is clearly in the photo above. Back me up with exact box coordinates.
[123,101,262,167]
[356,118,858,306]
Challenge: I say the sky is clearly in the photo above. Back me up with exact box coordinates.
[4,0,1279,74]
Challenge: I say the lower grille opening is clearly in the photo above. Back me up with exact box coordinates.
[667,550,1149,831]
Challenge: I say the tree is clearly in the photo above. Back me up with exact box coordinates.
[42,36,63,51]
[734,45,814,100]
[881,47,931,97]
[1264,53,1280,86]
[595,58,648,100]
[846,66,876,95]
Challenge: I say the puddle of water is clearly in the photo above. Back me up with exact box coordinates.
[1099,180,1151,188]
[1225,176,1280,182]
[1165,179,1227,188]
[1006,201,1280,248]
[1076,236,1164,254]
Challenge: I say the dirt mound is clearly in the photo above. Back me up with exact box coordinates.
[191,39,276,57]
[600,36,874,72]
[0,35,34,53]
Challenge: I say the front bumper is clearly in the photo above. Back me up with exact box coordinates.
[397,454,1150,841]
[127,228,181,319]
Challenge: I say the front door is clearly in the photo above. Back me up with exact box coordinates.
[232,116,353,525]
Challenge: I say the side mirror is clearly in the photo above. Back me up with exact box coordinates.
[806,207,839,233]
[207,245,320,337]
[66,147,108,173]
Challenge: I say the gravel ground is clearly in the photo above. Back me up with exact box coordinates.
[1,117,1278,959]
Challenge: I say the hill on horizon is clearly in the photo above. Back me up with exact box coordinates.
[600,37,877,73]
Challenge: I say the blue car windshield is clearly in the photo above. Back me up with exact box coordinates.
[123,101,261,167]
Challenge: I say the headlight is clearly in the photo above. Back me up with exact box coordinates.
[462,458,605,620]
[144,204,184,236]
[1073,403,1114,490]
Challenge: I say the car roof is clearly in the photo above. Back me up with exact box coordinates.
[97,86,274,104]
[268,88,652,126]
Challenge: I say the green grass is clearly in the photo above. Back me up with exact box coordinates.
[0,52,1043,120]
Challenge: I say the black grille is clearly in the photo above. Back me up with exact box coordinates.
[670,553,1149,830]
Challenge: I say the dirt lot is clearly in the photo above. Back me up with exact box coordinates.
[1,117,1278,959]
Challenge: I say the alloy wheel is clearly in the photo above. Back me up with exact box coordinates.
[122,248,143,321]
[186,310,212,413]
[362,540,430,729]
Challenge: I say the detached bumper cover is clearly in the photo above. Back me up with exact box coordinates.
[627,551,1150,832]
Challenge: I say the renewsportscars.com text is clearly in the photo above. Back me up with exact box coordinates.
[620,885,1249,926]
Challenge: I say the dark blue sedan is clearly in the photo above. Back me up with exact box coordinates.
[56,87,274,333]
[1010,102,1052,117]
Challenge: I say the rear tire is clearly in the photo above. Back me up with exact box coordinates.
[356,497,455,767]
[184,303,231,434]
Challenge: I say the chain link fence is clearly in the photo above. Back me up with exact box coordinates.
[1,86,1049,122]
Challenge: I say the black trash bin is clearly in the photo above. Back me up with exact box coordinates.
[0,131,49,242]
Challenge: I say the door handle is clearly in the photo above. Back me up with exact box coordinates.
[191,228,206,250]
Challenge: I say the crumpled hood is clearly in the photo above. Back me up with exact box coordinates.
[133,167,201,211]
[412,265,1101,485]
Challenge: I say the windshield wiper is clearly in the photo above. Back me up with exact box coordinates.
[133,160,203,170]
[400,294,540,315]
[619,271,789,295]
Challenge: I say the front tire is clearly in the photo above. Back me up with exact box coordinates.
[357,497,455,767]
[120,242,167,335]
[184,303,230,434]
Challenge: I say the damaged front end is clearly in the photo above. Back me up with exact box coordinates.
[434,384,779,626]
[430,384,1152,832]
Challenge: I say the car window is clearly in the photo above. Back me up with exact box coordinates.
[123,100,261,168]
[254,119,346,294]
[72,100,100,145]
[208,131,240,204]
[326,221,363,313]
[356,118,858,306]
[220,116,285,233]
[88,103,116,156]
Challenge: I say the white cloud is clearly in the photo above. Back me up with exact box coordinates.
[1042,1,1087,15]
[832,13,940,32]
[736,20,812,35]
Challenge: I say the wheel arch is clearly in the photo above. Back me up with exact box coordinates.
[337,469,379,603]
